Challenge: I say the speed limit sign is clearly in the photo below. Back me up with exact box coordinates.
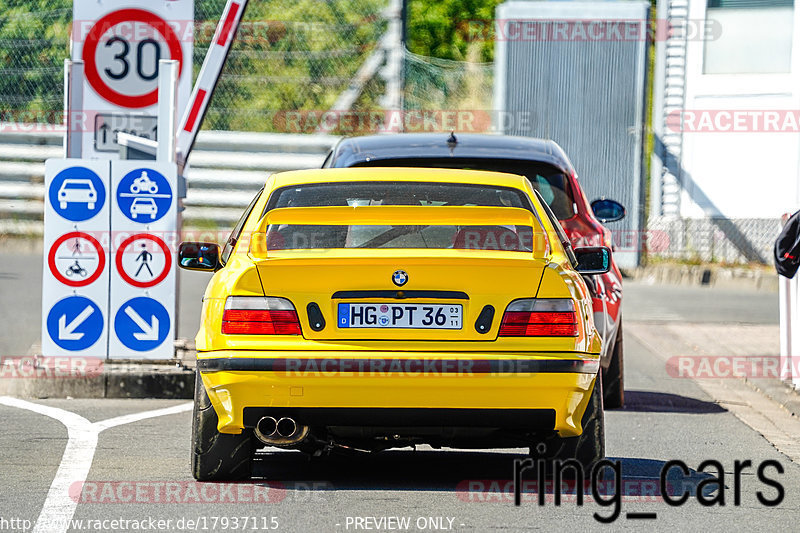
[82,9,184,108]
[72,0,193,158]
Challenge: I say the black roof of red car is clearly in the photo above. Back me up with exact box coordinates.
[329,133,576,175]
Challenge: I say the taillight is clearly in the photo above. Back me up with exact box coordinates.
[499,299,578,337]
[222,296,302,335]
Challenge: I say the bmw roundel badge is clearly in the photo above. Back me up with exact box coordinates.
[392,270,408,287]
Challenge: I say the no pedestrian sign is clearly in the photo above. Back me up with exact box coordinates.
[116,234,172,288]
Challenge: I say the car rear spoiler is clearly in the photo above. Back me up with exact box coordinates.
[248,205,549,257]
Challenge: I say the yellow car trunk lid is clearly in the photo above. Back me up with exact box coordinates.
[252,251,547,341]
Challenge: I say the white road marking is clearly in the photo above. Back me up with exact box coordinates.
[0,397,192,533]
[93,402,193,432]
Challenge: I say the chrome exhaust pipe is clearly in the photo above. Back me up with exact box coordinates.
[276,417,297,438]
[255,416,278,442]
[253,415,309,447]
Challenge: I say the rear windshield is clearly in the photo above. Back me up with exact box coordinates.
[349,159,575,220]
[265,224,539,252]
[264,181,533,213]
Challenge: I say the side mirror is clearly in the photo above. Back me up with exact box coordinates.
[591,197,626,223]
[574,246,611,275]
[178,242,221,272]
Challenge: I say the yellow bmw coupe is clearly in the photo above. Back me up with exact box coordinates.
[179,167,611,481]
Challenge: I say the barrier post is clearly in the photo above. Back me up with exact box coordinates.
[63,59,84,159]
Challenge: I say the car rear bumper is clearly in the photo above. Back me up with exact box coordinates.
[197,350,599,438]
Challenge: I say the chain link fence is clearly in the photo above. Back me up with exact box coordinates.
[0,5,70,119]
[196,0,389,132]
[0,1,496,132]
[0,0,395,131]
[647,216,783,266]
[403,48,493,125]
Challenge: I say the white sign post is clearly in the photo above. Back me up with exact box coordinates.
[71,0,193,158]
[109,161,178,359]
[41,159,111,357]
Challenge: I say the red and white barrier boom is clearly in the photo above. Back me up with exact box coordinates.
[176,0,249,171]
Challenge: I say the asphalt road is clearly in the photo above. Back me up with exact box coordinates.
[0,249,794,532]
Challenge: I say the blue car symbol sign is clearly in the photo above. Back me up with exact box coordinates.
[49,167,106,222]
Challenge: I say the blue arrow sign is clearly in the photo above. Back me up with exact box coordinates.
[48,167,106,222]
[116,168,172,223]
[114,297,170,351]
[46,296,104,351]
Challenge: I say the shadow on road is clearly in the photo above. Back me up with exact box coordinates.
[618,390,726,414]
[251,451,715,499]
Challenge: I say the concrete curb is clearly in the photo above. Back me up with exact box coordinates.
[627,263,779,292]
[0,370,194,399]
[0,342,196,399]
[0,362,195,399]
[745,377,800,420]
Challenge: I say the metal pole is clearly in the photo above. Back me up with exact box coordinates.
[379,0,404,132]
[157,59,181,358]
[157,60,179,163]
[63,59,84,159]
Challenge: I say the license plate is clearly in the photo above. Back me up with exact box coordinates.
[337,303,462,329]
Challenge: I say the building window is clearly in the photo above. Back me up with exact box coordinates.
[704,0,794,74]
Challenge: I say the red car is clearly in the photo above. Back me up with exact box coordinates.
[324,133,626,408]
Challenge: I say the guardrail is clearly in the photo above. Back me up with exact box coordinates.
[0,127,339,235]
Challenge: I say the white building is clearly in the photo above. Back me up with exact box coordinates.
[651,0,797,263]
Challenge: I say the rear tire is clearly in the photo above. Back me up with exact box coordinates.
[602,321,625,409]
[556,371,605,472]
[191,371,254,481]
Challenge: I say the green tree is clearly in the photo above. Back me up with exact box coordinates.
[407,0,502,62]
